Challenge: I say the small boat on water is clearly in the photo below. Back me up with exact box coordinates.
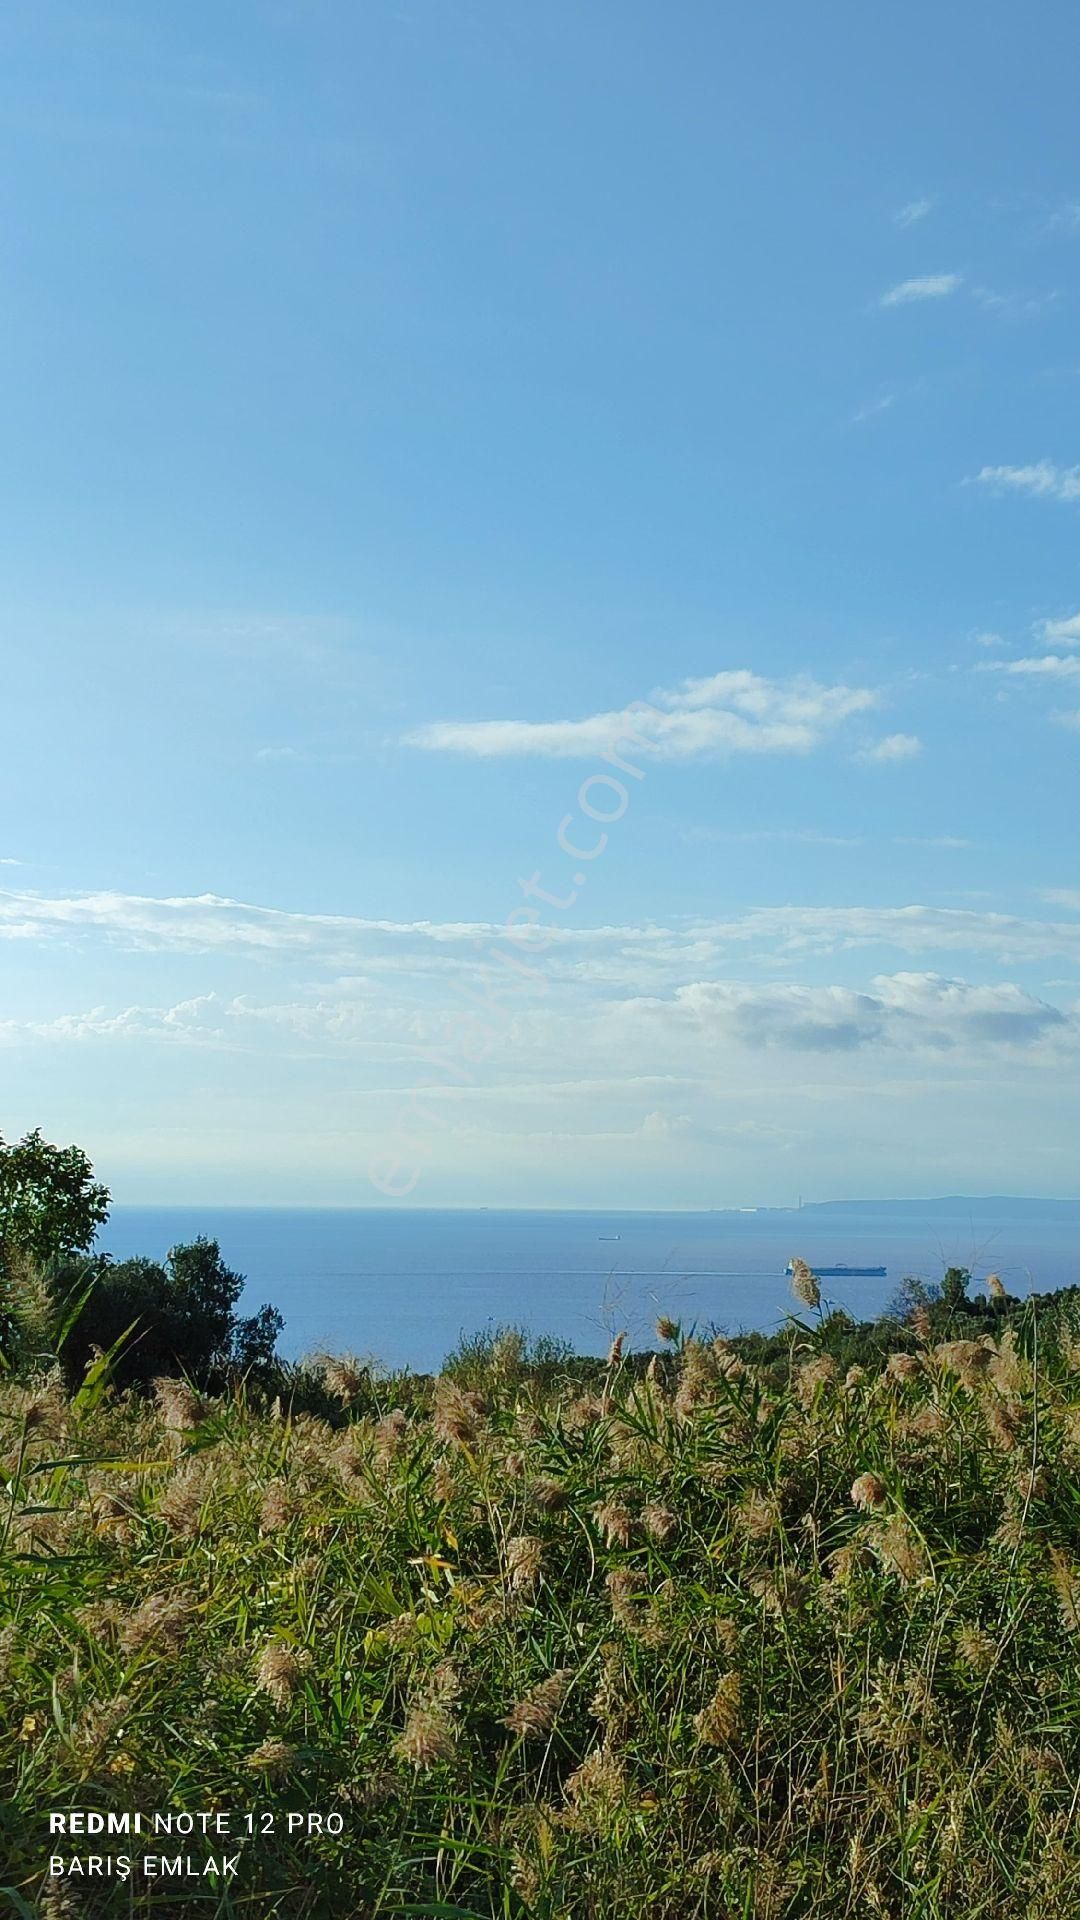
[598,1234,622,1241]
[786,1259,887,1278]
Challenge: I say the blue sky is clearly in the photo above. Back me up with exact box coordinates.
[1,0,1079,1206]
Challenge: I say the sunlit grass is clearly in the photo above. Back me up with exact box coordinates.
[4,1304,1080,1917]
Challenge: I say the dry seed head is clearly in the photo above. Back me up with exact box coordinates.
[713,1344,746,1380]
[74,1693,132,1761]
[333,1438,370,1496]
[586,1646,626,1723]
[1061,1329,1080,1372]
[491,1329,525,1378]
[606,1566,647,1628]
[157,1458,210,1539]
[983,1396,1022,1453]
[432,1379,485,1451]
[735,1487,781,1541]
[565,1391,605,1430]
[347,1766,397,1809]
[259,1479,295,1533]
[396,1704,457,1769]
[421,1659,462,1707]
[503,1668,573,1736]
[505,1533,543,1593]
[606,1331,626,1367]
[247,1737,299,1776]
[0,1623,17,1683]
[152,1377,205,1437]
[934,1339,993,1387]
[319,1353,369,1403]
[39,1886,84,1919]
[851,1472,888,1511]
[1062,1405,1080,1465]
[119,1590,193,1657]
[13,1379,68,1437]
[255,1641,311,1708]
[789,1259,820,1310]
[374,1407,409,1459]
[826,1542,866,1587]
[655,1315,680,1344]
[530,1475,567,1513]
[694,1671,742,1745]
[76,1600,121,1640]
[955,1623,997,1671]
[1049,1546,1080,1633]
[906,1403,948,1441]
[796,1354,839,1406]
[673,1339,714,1419]
[993,1500,1025,1551]
[642,1501,678,1544]
[381,1610,419,1648]
[875,1513,929,1585]
[431,1457,457,1504]
[593,1499,634,1548]
[563,1745,628,1821]
[885,1351,922,1384]
[986,1272,1006,1301]
[748,1567,805,1616]
[988,1329,1028,1395]
[911,1305,933,1343]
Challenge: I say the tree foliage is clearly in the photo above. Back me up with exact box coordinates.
[0,1127,111,1270]
[58,1237,284,1391]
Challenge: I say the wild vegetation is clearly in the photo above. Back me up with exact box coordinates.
[4,1135,1080,1916]
[4,1275,1080,1917]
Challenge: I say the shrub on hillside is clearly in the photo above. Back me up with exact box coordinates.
[56,1236,283,1391]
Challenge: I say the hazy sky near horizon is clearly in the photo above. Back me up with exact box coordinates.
[2,1,1079,1207]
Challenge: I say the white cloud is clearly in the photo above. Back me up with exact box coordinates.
[6,888,1080,980]
[984,654,1080,680]
[683,827,864,848]
[972,286,1059,322]
[4,970,1074,1071]
[1043,890,1080,912]
[971,461,1080,503]
[856,733,923,764]
[1054,709,1080,732]
[894,197,935,229]
[698,904,1080,965]
[0,887,494,958]
[894,836,969,848]
[880,273,962,307]
[405,671,876,762]
[0,857,20,867]
[852,394,895,425]
[641,972,1072,1056]
[1041,612,1080,646]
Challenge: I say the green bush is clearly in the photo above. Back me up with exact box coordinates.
[56,1237,283,1392]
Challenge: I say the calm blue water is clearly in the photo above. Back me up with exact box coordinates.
[96,1200,1080,1373]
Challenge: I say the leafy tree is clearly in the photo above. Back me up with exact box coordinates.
[942,1265,972,1310]
[0,1128,111,1271]
[58,1237,283,1391]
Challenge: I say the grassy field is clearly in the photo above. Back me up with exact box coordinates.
[4,1298,1080,1918]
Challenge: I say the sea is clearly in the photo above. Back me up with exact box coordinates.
[96,1198,1080,1375]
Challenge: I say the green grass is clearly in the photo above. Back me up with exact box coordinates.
[4,1302,1080,1918]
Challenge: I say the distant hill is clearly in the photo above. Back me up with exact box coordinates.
[802,1196,1080,1218]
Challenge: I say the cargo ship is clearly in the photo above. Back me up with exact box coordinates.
[786,1260,887,1279]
